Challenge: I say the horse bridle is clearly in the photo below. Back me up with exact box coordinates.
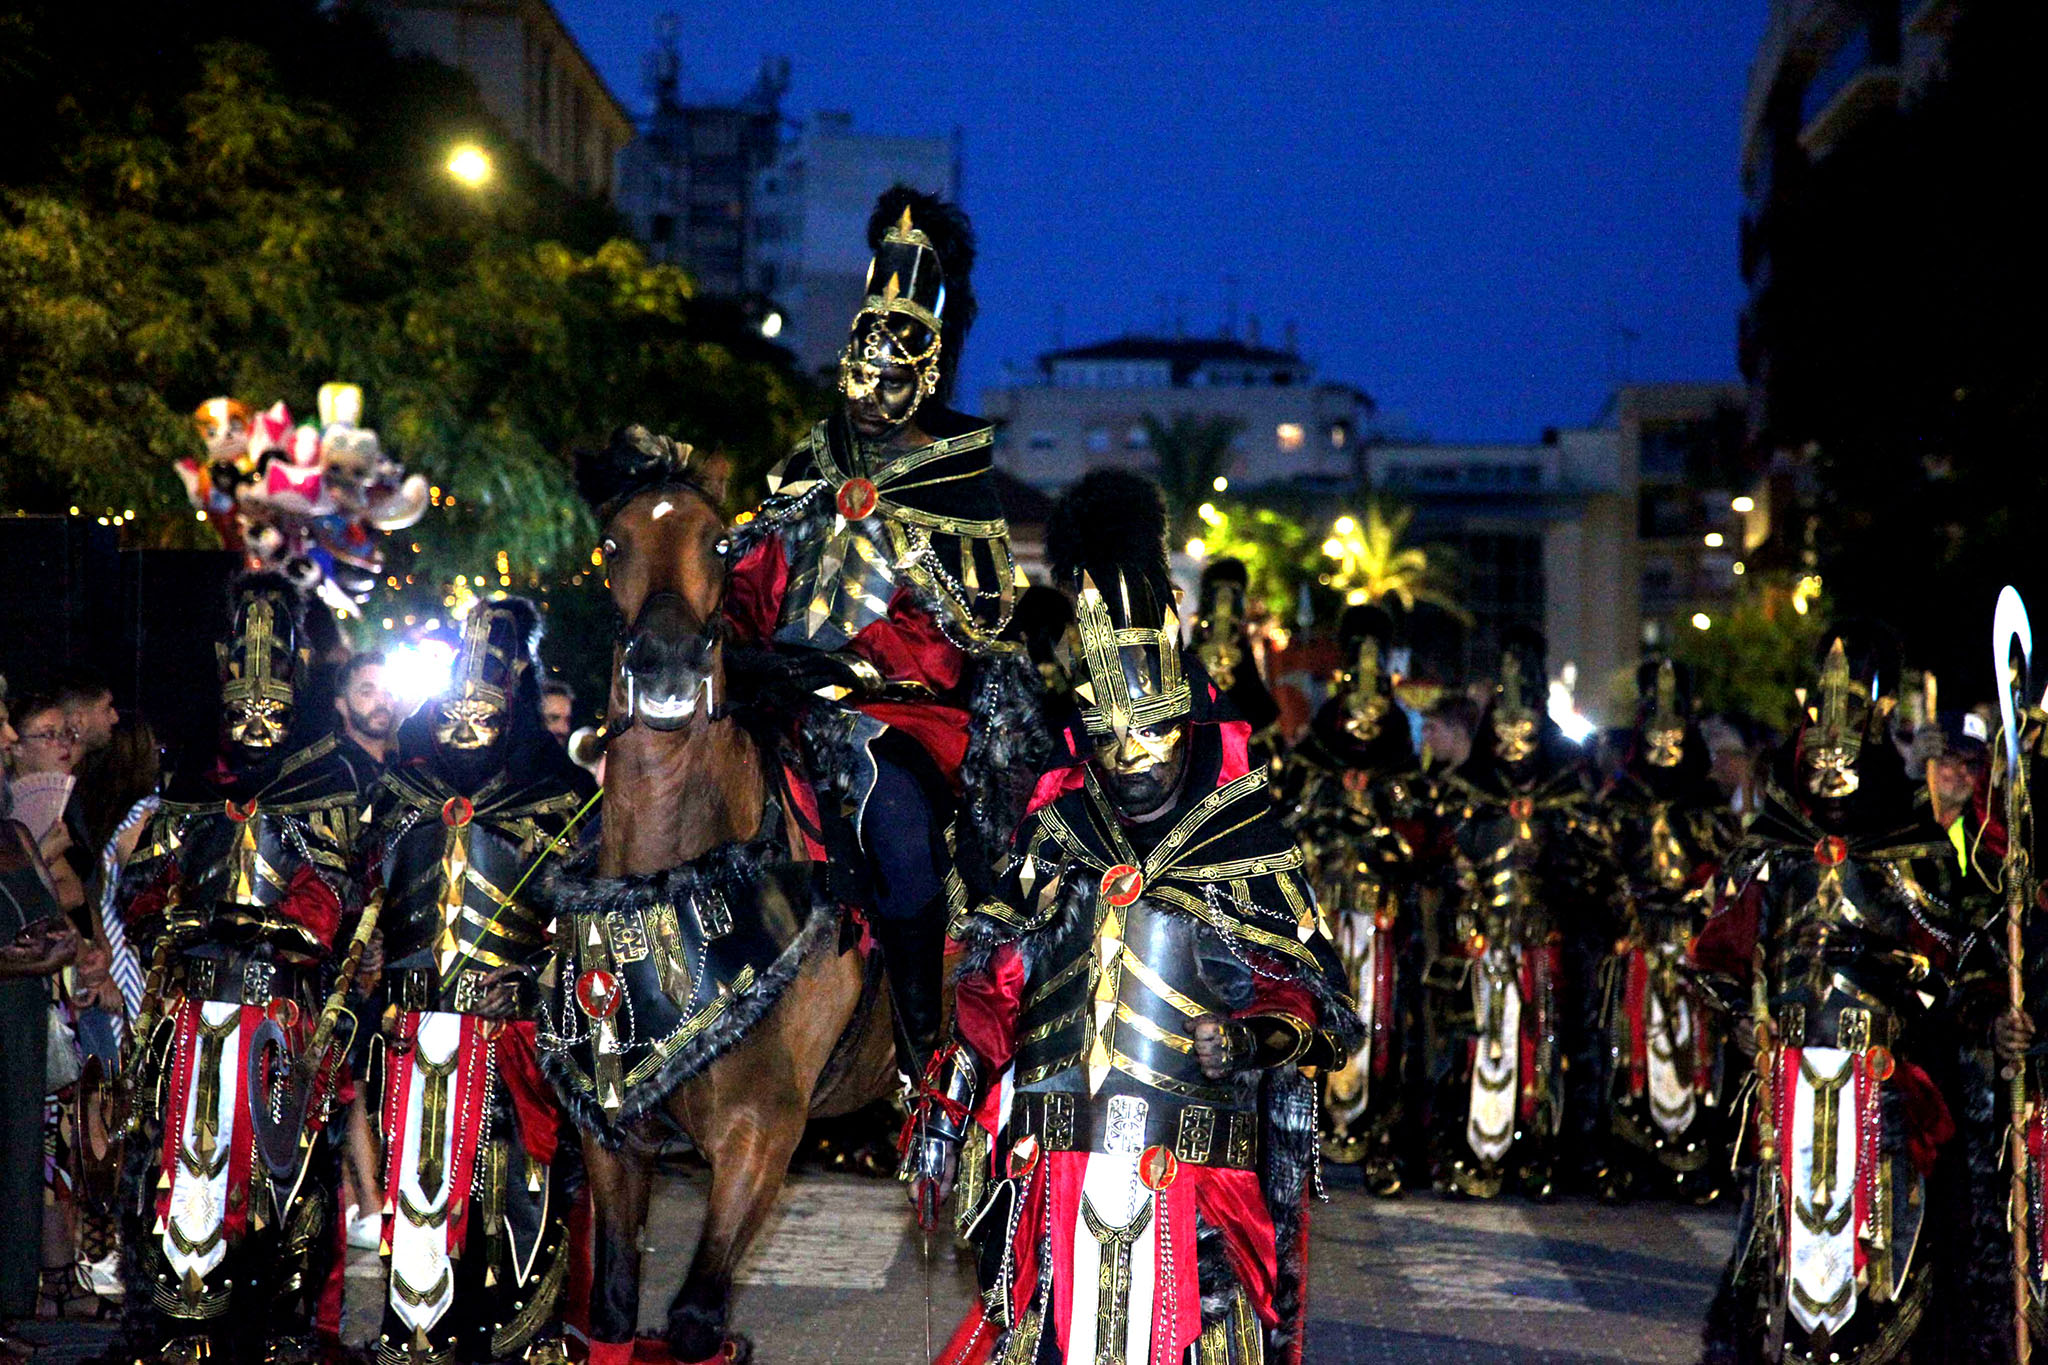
[608,477,733,737]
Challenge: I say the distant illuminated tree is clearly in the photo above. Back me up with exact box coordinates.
[1321,501,1468,622]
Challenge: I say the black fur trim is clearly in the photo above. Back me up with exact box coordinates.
[956,649,1057,881]
[1261,1067,1321,1361]
[1195,1214,1237,1324]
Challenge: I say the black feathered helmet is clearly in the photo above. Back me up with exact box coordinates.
[838,185,977,423]
[1045,471,1190,749]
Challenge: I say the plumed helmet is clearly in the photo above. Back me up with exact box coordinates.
[1045,471,1187,743]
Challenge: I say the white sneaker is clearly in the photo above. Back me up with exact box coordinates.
[347,1209,382,1251]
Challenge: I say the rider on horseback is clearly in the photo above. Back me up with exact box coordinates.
[722,185,1044,1081]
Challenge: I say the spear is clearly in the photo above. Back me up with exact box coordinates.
[1995,585,2034,1365]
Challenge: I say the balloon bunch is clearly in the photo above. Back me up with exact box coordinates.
[177,383,429,615]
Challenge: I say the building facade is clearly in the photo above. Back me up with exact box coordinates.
[750,113,959,377]
[369,0,632,197]
[614,52,788,297]
[1366,382,1745,725]
[983,335,1375,492]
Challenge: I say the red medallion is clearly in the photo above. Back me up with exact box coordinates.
[1814,835,1848,868]
[1867,1045,1895,1082]
[1138,1144,1179,1191]
[1006,1134,1041,1180]
[575,968,621,1020]
[1100,864,1144,908]
[266,998,300,1030]
[225,798,258,823]
[441,796,475,829]
[1508,796,1535,821]
[835,477,880,520]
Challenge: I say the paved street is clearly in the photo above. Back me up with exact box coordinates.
[35,1163,1732,1364]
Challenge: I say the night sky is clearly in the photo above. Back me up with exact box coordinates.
[556,2,1764,442]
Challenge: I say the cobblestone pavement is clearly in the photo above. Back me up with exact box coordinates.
[33,1164,1733,1363]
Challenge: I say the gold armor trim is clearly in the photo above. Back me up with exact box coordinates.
[1080,1195,1154,1365]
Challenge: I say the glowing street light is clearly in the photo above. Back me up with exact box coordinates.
[1691,612,1712,631]
[445,143,494,189]
[760,311,785,339]
[1731,495,1755,513]
[1703,531,1725,548]
[1212,476,1228,493]
[1185,537,1207,558]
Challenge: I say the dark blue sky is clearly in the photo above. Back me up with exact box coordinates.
[557,2,1764,441]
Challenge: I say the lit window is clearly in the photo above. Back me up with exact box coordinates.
[1703,532,1725,548]
[1276,423,1304,452]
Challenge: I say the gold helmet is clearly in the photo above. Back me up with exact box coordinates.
[1046,472,1191,770]
[837,192,968,428]
[1638,658,1687,769]
[435,598,540,750]
[217,573,305,748]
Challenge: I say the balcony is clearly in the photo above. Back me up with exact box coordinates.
[1799,26,1900,159]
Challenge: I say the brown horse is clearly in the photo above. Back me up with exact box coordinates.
[580,450,896,1364]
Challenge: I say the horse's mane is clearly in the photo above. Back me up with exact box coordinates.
[576,425,718,524]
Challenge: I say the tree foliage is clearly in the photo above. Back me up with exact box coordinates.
[0,4,817,605]
[1669,573,1827,733]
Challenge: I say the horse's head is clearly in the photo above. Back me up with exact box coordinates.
[579,427,735,733]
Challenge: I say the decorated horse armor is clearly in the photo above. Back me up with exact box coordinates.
[722,187,1048,1080]
[114,574,363,1364]
[1427,629,1608,1200]
[1593,660,1740,1201]
[1275,605,1432,1194]
[361,599,594,1365]
[1694,637,1976,1364]
[909,473,1359,1365]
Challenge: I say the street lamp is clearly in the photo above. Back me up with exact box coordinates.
[760,311,785,339]
[445,143,494,189]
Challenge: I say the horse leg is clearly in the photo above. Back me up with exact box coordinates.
[665,1063,810,1361]
[584,1141,654,1361]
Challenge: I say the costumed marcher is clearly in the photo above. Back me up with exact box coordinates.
[721,185,1046,1078]
[1191,558,1285,769]
[358,598,594,1365]
[1274,604,1433,1194]
[904,471,1360,1365]
[1692,631,1984,1364]
[1591,659,1740,1202]
[111,573,365,1365]
[1426,627,1608,1199]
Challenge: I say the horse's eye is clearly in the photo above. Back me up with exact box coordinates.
[600,538,617,558]
[713,537,731,559]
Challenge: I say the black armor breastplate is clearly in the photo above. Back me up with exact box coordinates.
[1013,893,1252,1113]
[373,774,579,1012]
[151,802,351,961]
[1763,852,1941,1049]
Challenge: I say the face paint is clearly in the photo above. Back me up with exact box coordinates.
[226,698,291,749]
[1092,721,1190,813]
[1643,725,1686,769]
[1801,742,1861,799]
[434,697,503,751]
[1492,716,1537,765]
[1344,693,1390,743]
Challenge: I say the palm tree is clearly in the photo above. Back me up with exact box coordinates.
[1142,412,1242,545]
[1323,501,1470,623]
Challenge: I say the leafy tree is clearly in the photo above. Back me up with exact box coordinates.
[1,6,820,713]
[1142,412,1242,545]
[1669,572,1827,733]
